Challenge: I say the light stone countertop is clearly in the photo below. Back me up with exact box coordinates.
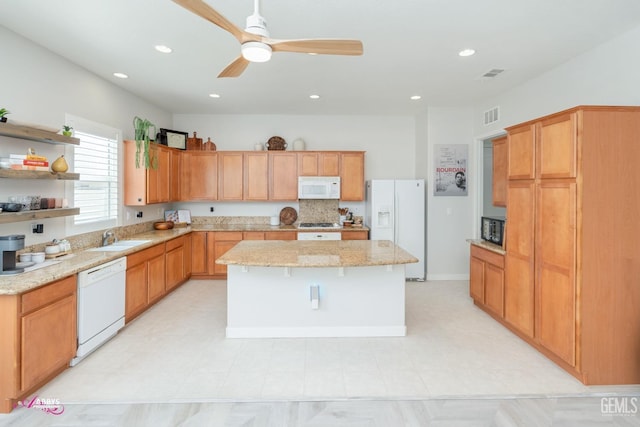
[0,225,369,295]
[216,240,418,268]
[0,228,191,295]
[467,239,506,255]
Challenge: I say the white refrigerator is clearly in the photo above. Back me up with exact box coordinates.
[365,179,425,280]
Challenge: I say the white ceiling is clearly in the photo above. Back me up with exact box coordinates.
[2,0,640,116]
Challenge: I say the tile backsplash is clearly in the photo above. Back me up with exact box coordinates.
[298,199,340,223]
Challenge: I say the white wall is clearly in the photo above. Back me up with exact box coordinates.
[425,107,475,280]
[0,26,172,245]
[474,25,640,135]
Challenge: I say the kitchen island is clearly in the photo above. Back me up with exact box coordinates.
[216,240,418,338]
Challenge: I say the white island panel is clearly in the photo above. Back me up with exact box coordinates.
[226,264,406,338]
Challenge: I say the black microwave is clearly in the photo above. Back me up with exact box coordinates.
[481,216,506,246]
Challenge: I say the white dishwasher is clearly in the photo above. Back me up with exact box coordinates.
[71,256,127,366]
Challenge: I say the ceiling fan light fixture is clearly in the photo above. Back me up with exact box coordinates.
[241,41,272,62]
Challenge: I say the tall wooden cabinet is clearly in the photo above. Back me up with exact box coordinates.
[491,136,508,207]
[504,106,640,384]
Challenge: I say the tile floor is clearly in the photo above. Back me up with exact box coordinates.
[2,279,638,426]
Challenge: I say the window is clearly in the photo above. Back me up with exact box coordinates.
[66,116,120,230]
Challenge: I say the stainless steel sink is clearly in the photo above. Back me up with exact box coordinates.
[87,240,152,252]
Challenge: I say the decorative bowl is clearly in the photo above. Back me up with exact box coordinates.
[153,221,174,230]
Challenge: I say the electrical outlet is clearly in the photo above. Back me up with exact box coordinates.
[136,211,143,218]
[210,206,215,212]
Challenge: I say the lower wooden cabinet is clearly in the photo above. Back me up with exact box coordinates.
[125,243,166,322]
[469,244,505,318]
[191,230,299,278]
[166,236,188,292]
[342,230,368,240]
[0,275,77,413]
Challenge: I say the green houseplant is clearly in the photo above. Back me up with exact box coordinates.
[133,116,156,169]
[62,125,73,137]
[0,108,10,123]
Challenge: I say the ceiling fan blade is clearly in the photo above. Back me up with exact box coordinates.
[218,56,250,78]
[173,0,245,42]
[269,39,363,56]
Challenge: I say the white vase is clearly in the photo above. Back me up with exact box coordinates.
[292,138,306,151]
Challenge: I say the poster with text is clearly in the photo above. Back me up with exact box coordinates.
[434,144,468,196]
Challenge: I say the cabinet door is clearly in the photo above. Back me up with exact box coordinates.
[535,180,577,366]
[504,181,535,337]
[166,246,184,292]
[191,231,208,275]
[538,113,577,179]
[340,152,365,201]
[147,252,166,303]
[469,256,485,303]
[219,152,244,201]
[125,262,147,322]
[319,152,340,176]
[147,145,170,203]
[484,263,504,317]
[298,152,319,176]
[210,232,242,275]
[21,293,75,392]
[508,124,535,180]
[492,136,508,207]
[169,149,181,201]
[182,152,218,200]
[183,233,193,278]
[244,152,269,200]
[269,152,298,200]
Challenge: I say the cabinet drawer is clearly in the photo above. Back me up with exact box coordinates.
[165,235,185,251]
[243,231,265,240]
[470,245,504,268]
[127,243,165,268]
[21,275,76,315]
[215,231,243,241]
[265,231,297,240]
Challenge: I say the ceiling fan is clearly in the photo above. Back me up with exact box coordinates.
[172,0,364,78]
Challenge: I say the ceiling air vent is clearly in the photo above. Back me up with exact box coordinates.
[482,68,504,78]
[484,106,500,126]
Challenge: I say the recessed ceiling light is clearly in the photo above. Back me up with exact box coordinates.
[155,45,173,54]
[458,48,476,57]
[209,93,221,98]
[410,95,422,100]
[113,72,128,79]
[309,94,320,99]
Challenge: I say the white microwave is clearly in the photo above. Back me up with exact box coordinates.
[298,176,341,199]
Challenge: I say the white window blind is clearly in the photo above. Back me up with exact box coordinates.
[73,131,119,225]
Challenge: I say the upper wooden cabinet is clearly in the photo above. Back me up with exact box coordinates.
[218,152,244,201]
[538,112,577,179]
[507,124,535,180]
[123,148,365,202]
[244,152,269,201]
[492,136,507,207]
[124,140,175,205]
[340,152,365,201]
[298,152,340,176]
[269,152,298,201]
[181,151,218,200]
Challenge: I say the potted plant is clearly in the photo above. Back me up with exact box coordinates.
[0,108,10,123]
[133,116,156,169]
[62,125,73,137]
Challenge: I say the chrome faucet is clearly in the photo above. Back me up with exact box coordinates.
[102,230,118,246]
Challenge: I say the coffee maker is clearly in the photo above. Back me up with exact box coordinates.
[0,234,25,275]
